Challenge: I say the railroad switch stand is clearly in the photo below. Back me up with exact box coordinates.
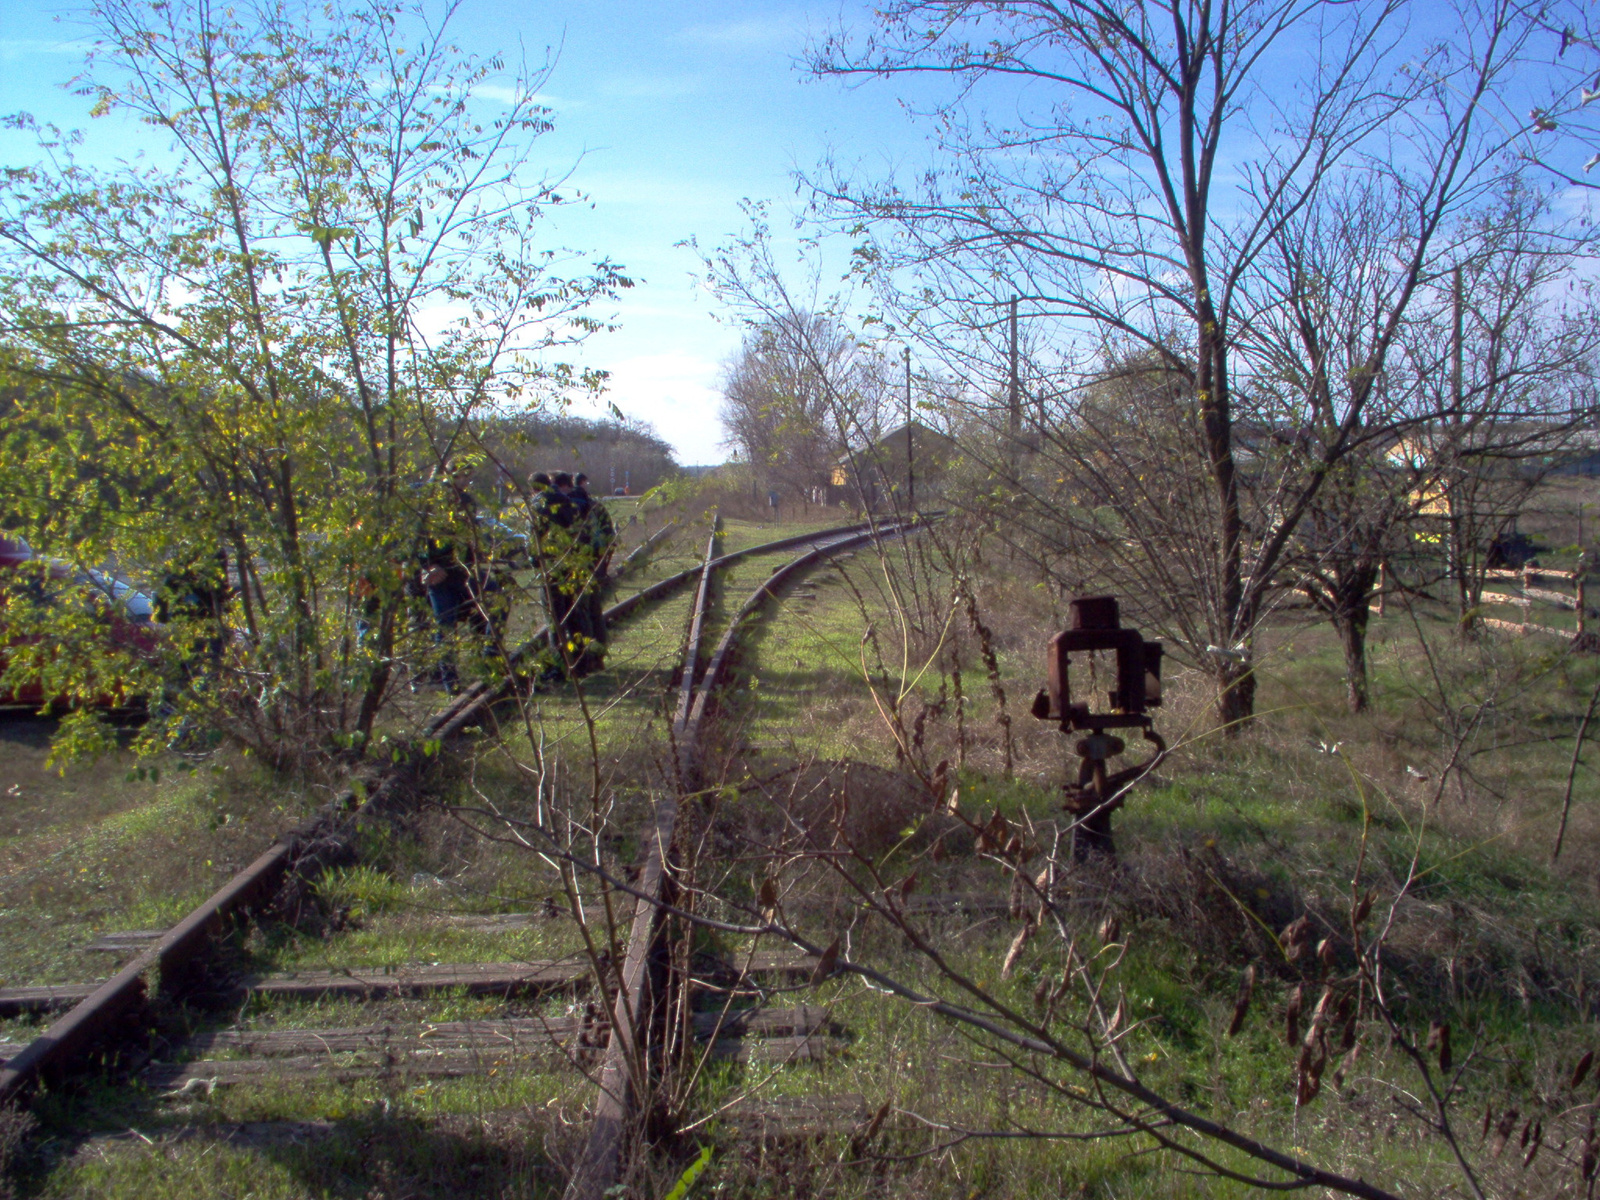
[1031,596,1166,861]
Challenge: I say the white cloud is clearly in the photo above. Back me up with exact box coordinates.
[594,350,729,463]
[471,84,573,109]
[670,15,798,49]
[0,38,92,60]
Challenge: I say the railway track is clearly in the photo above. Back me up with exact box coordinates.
[565,516,916,1200]
[0,512,925,1193]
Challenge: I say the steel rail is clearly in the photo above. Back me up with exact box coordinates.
[571,515,725,1197]
[673,517,723,740]
[564,519,921,1200]
[0,518,906,1109]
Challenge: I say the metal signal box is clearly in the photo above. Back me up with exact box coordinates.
[1032,596,1162,732]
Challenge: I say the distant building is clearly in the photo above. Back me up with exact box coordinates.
[828,421,958,510]
[1386,422,1600,479]
[1547,427,1600,477]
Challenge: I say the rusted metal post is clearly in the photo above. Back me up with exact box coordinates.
[1030,596,1165,862]
[1578,553,1591,640]
[905,346,915,514]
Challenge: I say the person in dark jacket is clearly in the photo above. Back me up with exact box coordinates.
[417,468,486,692]
[571,473,616,660]
[530,473,585,677]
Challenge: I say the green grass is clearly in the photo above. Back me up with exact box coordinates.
[0,730,318,990]
[659,539,1600,1198]
[30,1088,580,1199]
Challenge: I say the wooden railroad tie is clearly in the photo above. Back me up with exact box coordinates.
[0,950,821,1018]
[137,1006,842,1090]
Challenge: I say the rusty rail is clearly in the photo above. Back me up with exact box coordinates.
[568,516,725,1197]
[675,518,723,779]
[564,519,922,1200]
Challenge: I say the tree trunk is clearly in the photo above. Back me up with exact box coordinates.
[1196,307,1250,729]
[1332,564,1379,714]
[1335,602,1371,714]
[1216,659,1256,731]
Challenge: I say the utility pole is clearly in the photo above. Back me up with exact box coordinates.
[1449,263,1467,628]
[905,345,914,513]
[1451,265,1464,417]
[1008,295,1021,447]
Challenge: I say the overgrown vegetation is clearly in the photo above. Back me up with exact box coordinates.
[2,0,1600,1196]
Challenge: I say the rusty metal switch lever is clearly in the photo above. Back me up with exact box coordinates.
[1030,596,1165,861]
[1030,595,1162,732]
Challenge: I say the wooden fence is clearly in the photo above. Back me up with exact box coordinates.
[1479,562,1594,642]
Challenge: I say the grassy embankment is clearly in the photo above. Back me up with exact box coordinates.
[666,537,1600,1199]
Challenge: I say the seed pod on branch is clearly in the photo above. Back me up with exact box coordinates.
[1295,1039,1328,1107]
[1227,964,1256,1037]
[1305,985,1335,1045]
[978,810,1008,853]
[1097,913,1121,946]
[1352,889,1375,928]
[1008,870,1027,920]
[1425,1020,1453,1073]
[757,878,778,920]
[1033,972,1053,1010]
[1107,995,1125,1036]
[1316,938,1337,974]
[1571,1048,1594,1089]
[1281,915,1313,964]
[1001,918,1035,980]
[1523,1119,1543,1170]
[810,937,840,987]
[1332,1041,1361,1090]
[1285,983,1305,1046]
[1491,1108,1520,1159]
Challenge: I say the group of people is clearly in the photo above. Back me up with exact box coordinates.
[416,468,616,690]
[528,470,616,678]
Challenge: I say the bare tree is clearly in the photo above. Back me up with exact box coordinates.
[704,209,905,514]
[1269,180,1599,707]
[720,312,894,504]
[807,0,1562,726]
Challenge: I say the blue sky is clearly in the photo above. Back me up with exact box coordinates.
[3,3,1581,464]
[0,1,940,464]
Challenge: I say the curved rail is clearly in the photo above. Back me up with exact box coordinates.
[0,517,913,1108]
[566,519,921,1200]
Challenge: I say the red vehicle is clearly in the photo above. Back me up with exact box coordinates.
[0,535,159,710]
